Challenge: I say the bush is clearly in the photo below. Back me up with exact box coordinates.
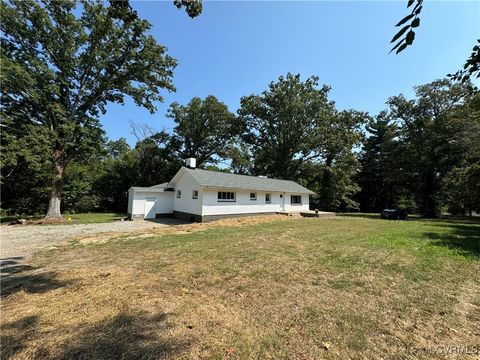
[76,195,100,213]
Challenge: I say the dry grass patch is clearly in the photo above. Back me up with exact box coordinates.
[76,214,290,244]
[1,216,479,359]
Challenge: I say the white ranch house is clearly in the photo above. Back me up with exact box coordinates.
[128,158,315,222]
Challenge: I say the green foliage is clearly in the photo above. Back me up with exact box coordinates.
[173,0,203,18]
[238,73,336,179]
[134,133,182,185]
[106,138,131,158]
[0,0,178,217]
[401,80,473,216]
[449,41,480,83]
[228,143,253,175]
[356,112,414,212]
[308,153,361,212]
[356,79,479,216]
[238,74,366,211]
[63,159,103,213]
[441,164,480,215]
[94,142,138,212]
[1,116,52,214]
[2,48,477,219]
[392,0,479,81]
[438,93,480,214]
[390,0,422,54]
[168,96,238,166]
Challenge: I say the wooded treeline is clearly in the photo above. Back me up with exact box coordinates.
[1,1,479,219]
[2,75,479,217]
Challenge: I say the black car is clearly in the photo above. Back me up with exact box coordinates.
[381,208,408,220]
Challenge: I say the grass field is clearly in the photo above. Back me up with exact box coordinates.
[0,212,126,225]
[2,215,479,359]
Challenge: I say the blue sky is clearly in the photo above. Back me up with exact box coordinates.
[102,1,479,145]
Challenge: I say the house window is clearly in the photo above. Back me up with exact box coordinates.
[291,195,302,205]
[192,189,198,199]
[217,191,235,202]
[250,192,257,200]
[265,193,271,203]
[177,190,182,198]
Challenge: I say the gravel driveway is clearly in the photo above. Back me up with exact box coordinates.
[1,220,177,259]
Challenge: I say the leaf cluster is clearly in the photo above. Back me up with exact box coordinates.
[390,0,423,54]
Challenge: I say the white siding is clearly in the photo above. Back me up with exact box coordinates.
[131,191,174,217]
[202,189,309,215]
[156,192,174,214]
[172,174,203,215]
[283,193,310,212]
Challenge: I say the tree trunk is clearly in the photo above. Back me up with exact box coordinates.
[45,148,67,219]
[422,173,438,218]
[320,156,334,211]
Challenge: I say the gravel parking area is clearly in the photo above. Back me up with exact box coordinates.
[0,220,177,259]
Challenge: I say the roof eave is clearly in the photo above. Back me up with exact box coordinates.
[130,187,167,193]
[203,185,314,194]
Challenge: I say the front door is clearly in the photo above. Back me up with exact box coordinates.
[144,197,156,219]
[280,193,285,211]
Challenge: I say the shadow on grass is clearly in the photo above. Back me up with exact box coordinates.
[1,315,40,359]
[1,257,67,298]
[337,213,381,220]
[340,212,480,226]
[1,311,188,359]
[55,311,190,359]
[424,223,480,259]
[0,215,42,224]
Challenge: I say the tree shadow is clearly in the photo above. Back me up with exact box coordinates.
[423,223,480,259]
[337,213,382,220]
[1,257,67,298]
[1,315,40,359]
[56,311,190,359]
[339,212,480,226]
[1,311,189,359]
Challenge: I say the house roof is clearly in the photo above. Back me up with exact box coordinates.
[177,167,314,194]
[150,182,169,188]
[129,182,170,192]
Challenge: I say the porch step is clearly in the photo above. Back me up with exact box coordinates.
[300,211,336,218]
[276,211,336,218]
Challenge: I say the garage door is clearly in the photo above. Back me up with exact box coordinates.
[144,197,156,219]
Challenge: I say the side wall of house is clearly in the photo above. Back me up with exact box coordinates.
[283,193,310,212]
[172,174,203,216]
[155,192,174,214]
[202,190,309,216]
[130,191,174,219]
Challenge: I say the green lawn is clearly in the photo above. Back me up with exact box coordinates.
[0,212,126,224]
[2,215,479,359]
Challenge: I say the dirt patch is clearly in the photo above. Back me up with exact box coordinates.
[77,215,292,244]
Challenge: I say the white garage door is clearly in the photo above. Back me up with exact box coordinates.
[144,197,156,219]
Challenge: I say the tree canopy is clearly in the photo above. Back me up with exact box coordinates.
[1,75,479,217]
[238,73,336,179]
[168,96,238,167]
[0,0,181,218]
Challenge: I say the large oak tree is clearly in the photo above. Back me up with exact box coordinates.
[167,96,238,167]
[1,0,181,218]
[238,73,336,179]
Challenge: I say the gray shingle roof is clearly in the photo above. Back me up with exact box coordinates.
[182,167,314,194]
[150,182,169,188]
[129,182,169,192]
